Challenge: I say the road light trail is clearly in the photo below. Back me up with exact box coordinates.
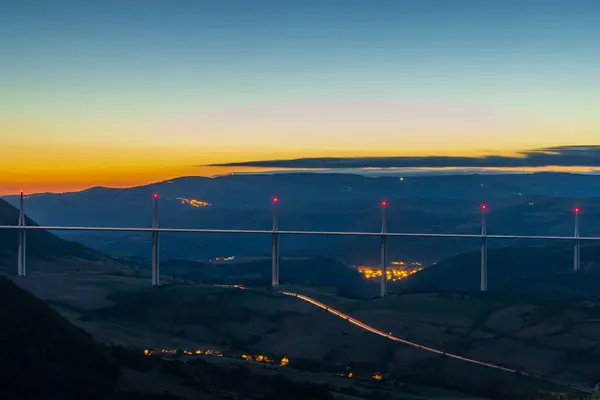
[279,290,523,375]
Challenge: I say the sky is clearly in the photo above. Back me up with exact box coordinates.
[1,0,599,194]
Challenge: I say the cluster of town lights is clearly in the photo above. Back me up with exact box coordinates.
[356,265,423,281]
[177,197,211,207]
[144,348,290,367]
[144,348,387,381]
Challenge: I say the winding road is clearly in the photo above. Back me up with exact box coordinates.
[279,290,522,374]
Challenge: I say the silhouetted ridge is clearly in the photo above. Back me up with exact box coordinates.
[0,277,339,399]
[0,198,99,259]
[0,277,118,399]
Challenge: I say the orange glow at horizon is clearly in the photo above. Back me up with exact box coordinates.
[2,134,599,195]
[0,165,282,195]
[2,163,600,196]
[0,135,526,195]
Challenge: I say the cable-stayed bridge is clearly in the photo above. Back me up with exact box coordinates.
[1,193,596,296]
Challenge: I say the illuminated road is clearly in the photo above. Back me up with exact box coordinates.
[278,290,522,375]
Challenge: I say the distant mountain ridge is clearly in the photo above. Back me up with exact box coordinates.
[5,172,600,206]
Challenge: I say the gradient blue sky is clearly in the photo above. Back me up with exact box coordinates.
[1,0,599,193]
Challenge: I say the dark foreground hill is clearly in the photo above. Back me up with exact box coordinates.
[400,241,600,299]
[0,277,349,399]
[0,276,119,399]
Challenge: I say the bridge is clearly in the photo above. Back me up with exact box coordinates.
[1,192,596,296]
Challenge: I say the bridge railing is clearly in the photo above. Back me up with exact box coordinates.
[0,193,596,296]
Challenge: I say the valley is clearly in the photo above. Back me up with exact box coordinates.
[2,172,600,398]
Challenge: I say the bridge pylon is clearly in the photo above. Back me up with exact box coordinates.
[574,207,581,272]
[272,197,279,290]
[480,204,488,292]
[152,194,160,286]
[380,200,388,297]
[17,191,26,277]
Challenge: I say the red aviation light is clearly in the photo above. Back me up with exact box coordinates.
[381,200,387,207]
[273,197,279,204]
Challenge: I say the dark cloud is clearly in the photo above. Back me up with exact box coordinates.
[206,145,600,169]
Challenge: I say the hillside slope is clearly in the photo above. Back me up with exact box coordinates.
[0,277,347,400]
[0,276,119,399]
[0,198,133,276]
[400,242,600,299]
[292,286,600,387]
[0,198,102,260]
[163,256,369,295]
[68,282,591,397]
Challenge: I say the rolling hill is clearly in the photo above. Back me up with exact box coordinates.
[400,241,600,299]
[42,280,589,398]
[0,198,101,260]
[0,198,131,274]
[162,256,370,295]
[287,285,600,389]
